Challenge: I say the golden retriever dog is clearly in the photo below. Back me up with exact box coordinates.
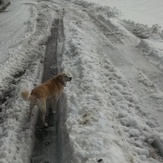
[21,72,72,127]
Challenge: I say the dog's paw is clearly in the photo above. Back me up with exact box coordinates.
[44,123,48,127]
[52,111,56,115]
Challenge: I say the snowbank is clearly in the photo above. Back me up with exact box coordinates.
[62,1,163,162]
[121,20,163,40]
[137,40,163,70]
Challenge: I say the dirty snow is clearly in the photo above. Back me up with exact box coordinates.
[0,0,163,163]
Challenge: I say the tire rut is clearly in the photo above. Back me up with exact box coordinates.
[31,19,59,163]
[31,13,66,163]
[70,1,124,44]
[87,11,124,44]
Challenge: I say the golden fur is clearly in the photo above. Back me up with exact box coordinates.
[21,72,72,126]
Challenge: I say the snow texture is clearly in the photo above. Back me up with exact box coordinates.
[0,0,163,163]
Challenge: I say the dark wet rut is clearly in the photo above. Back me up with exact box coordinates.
[31,17,65,163]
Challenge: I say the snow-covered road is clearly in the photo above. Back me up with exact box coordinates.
[0,0,31,64]
[1,0,163,163]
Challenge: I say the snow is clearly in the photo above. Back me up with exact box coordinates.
[138,40,163,70]
[0,0,56,162]
[85,0,163,28]
[0,0,163,163]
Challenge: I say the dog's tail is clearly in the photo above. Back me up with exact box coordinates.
[21,90,30,101]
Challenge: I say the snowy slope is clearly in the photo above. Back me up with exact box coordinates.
[0,0,163,163]
[85,0,163,27]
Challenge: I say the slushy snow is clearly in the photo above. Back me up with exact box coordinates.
[0,0,163,163]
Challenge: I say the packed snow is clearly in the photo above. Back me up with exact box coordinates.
[0,0,163,163]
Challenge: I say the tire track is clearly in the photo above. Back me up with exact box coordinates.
[31,19,59,163]
[31,11,68,162]
[87,11,124,44]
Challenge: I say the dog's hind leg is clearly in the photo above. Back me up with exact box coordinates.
[49,97,58,115]
[39,99,48,127]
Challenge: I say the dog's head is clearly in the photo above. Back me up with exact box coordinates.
[57,72,72,86]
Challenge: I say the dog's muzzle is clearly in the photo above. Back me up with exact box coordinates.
[69,77,72,81]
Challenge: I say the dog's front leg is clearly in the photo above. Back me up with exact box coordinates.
[48,96,60,115]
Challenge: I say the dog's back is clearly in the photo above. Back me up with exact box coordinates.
[30,77,64,100]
